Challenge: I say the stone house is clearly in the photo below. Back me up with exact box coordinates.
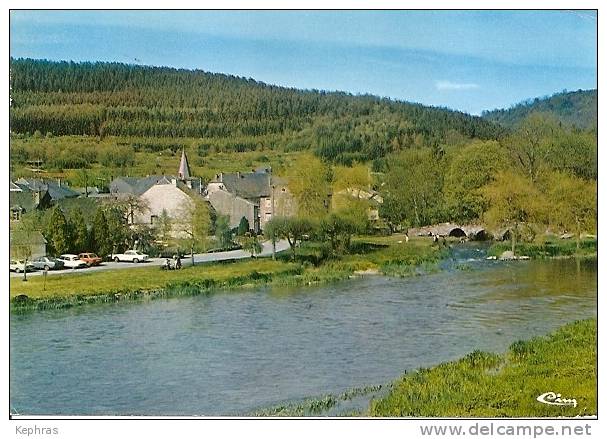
[110,149,206,238]
[206,167,296,233]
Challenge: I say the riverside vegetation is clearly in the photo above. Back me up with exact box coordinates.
[249,319,597,417]
[369,319,596,417]
[10,235,445,311]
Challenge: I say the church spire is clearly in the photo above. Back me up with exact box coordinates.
[178,148,191,180]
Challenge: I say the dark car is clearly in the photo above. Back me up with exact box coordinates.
[31,256,65,271]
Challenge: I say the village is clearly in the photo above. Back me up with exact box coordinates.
[9,144,586,277]
[10,148,302,273]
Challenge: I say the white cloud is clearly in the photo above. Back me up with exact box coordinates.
[435,80,479,91]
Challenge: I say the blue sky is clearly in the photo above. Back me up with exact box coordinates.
[9,10,597,115]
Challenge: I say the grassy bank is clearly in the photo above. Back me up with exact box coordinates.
[488,238,597,259]
[10,235,443,311]
[369,319,597,417]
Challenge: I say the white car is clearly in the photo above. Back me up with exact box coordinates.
[10,260,35,273]
[111,250,149,263]
[58,254,88,269]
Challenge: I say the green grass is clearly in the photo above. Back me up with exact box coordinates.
[369,319,597,417]
[248,384,384,417]
[10,259,304,310]
[488,238,597,259]
[10,235,442,310]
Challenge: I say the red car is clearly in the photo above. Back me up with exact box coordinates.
[78,253,103,266]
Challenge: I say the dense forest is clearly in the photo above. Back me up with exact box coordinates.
[10,58,505,165]
[482,89,597,130]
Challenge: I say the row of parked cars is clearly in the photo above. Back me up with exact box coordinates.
[9,250,150,273]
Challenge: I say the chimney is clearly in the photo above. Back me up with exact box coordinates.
[186,180,192,189]
[33,190,40,205]
[171,178,177,186]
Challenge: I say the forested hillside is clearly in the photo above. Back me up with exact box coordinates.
[10,58,504,165]
[482,89,597,130]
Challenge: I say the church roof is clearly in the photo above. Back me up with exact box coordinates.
[178,149,191,180]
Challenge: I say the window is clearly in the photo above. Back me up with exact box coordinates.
[150,215,158,225]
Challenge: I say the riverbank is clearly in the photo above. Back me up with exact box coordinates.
[487,237,597,259]
[10,235,444,311]
[369,319,596,417]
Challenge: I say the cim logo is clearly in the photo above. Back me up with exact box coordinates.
[536,392,577,408]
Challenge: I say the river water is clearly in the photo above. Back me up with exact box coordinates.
[10,245,597,416]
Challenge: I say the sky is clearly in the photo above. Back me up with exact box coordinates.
[9,10,597,115]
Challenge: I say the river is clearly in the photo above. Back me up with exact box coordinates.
[10,244,597,416]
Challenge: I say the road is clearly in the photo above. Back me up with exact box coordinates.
[10,240,290,278]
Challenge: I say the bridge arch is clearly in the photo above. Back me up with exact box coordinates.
[448,227,467,238]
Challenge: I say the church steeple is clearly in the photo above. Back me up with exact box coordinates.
[178,148,191,180]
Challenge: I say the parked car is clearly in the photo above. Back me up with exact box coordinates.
[10,260,35,273]
[78,253,103,266]
[111,250,149,263]
[58,254,88,269]
[31,256,65,271]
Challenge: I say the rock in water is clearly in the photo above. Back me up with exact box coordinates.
[499,250,516,260]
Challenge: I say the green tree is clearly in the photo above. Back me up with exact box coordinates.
[482,171,547,255]
[240,233,263,258]
[155,209,173,247]
[90,208,111,259]
[237,216,250,236]
[504,112,562,182]
[288,154,332,219]
[544,172,597,251]
[45,206,70,256]
[263,217,282,260]
[215,214,233,249]
[545,130,597,180]
[267,216,315,260]
[444,140,509,223]
[175,198,211,265]
[104,205,128,254]
[70,208,89,253]
[381,148,445,229]
[319,212,359,255]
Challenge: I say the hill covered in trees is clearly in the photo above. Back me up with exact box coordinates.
[10,58,504,165]
[482,89,597,130]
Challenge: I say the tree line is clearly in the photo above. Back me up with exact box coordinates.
[10,58,504,164]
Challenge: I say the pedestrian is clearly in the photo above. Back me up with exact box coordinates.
[175,254,182,270]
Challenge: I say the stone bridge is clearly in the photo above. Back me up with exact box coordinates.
[408,223,499,240]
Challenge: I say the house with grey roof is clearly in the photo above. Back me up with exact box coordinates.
[206,167,296,232]
[14,178,80,201]
[9,189,53,221]
[109,149,208,238]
